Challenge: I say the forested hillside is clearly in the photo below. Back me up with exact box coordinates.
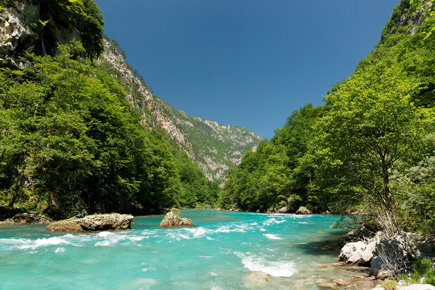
[98,38,263,184]
[0,0,231,218]
[220,0,435,235]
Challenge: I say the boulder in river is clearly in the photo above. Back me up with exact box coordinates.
[0,213,52,225]
[160,210,194,227]
[296,206,311,215]
[278,206,289,213]
[46,213,134,232]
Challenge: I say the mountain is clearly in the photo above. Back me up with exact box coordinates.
[99,38,263,184]
[0,0,262,185]
[0,0,262,218]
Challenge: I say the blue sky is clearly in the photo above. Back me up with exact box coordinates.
[95,0,399,139]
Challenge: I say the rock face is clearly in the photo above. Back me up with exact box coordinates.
[0,213,51,225]
[46,214,134,232]
[0,1,82,69]
[160,210,194,227]
[296,206,311,215]
[0,1,39,68]
[100,39,263,184]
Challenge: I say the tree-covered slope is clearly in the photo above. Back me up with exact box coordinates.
[0,0,224,218]
[98,38,263,184]
[155,97,263,183]
[221,0,435,235]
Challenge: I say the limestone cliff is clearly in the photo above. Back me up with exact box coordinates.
[99,38,263,183]
[0,0,84,69]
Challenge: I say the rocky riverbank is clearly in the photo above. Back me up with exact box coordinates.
[337,229,435,290]
[0,213,52,225]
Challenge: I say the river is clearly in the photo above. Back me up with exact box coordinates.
[0,209,371,289]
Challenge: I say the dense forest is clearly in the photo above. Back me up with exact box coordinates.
[0,0,220,219]
[220,0,435,235]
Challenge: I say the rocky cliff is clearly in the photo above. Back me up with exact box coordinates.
[98,38,263,183]
[0,1,263,184]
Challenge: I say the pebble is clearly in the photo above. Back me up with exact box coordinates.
[317,282,338,289]
[333,278,351,286]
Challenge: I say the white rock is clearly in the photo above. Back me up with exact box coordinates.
[398,285,435,290]
[339,239,378,264]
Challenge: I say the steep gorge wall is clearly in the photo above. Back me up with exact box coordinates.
[100,39,263,183]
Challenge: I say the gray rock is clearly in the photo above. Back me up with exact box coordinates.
[160,210,194,227]
[278,206,289,213]
[370,256,394,279]
[0,2,39,68]
[0,213,51,225]
[46,214,134,232]
[296,206,311,215]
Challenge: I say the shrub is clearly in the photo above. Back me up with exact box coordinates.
[413,259,433,275]
[381,280,397,290]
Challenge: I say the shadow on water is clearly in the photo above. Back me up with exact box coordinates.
[293,230,345,256]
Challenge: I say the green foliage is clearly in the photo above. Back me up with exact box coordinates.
[27,0,104,59]
[381,280,398,290]
[426,269,435,286]
[220,104,325,212]
[220,0,435,234]
[413,258,433,275]
[0,42,219,218]
[155,97,263,184]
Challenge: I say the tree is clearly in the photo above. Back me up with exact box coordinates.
[315,63,433,235]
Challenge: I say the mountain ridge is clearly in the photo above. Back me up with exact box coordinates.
[98,37,263,183]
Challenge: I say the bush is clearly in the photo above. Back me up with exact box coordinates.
[381,280,397,290]
[426,269,435,286]
[413,259,433,275]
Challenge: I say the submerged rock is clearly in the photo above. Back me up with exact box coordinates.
[46,213,134,232]
[160,210,194,227]
[0,213,51,225]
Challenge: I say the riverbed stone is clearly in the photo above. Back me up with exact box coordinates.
[278,206,289,213]
[160,210,194,227]
[317,282,338,289]
[296,206,311,215]
[46,213,134,232]
[332,278,351,286]
[0,213,51,225]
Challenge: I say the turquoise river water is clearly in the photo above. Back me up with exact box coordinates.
[0,210,366,290]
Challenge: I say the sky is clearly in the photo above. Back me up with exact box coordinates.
[95,0,400,139]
